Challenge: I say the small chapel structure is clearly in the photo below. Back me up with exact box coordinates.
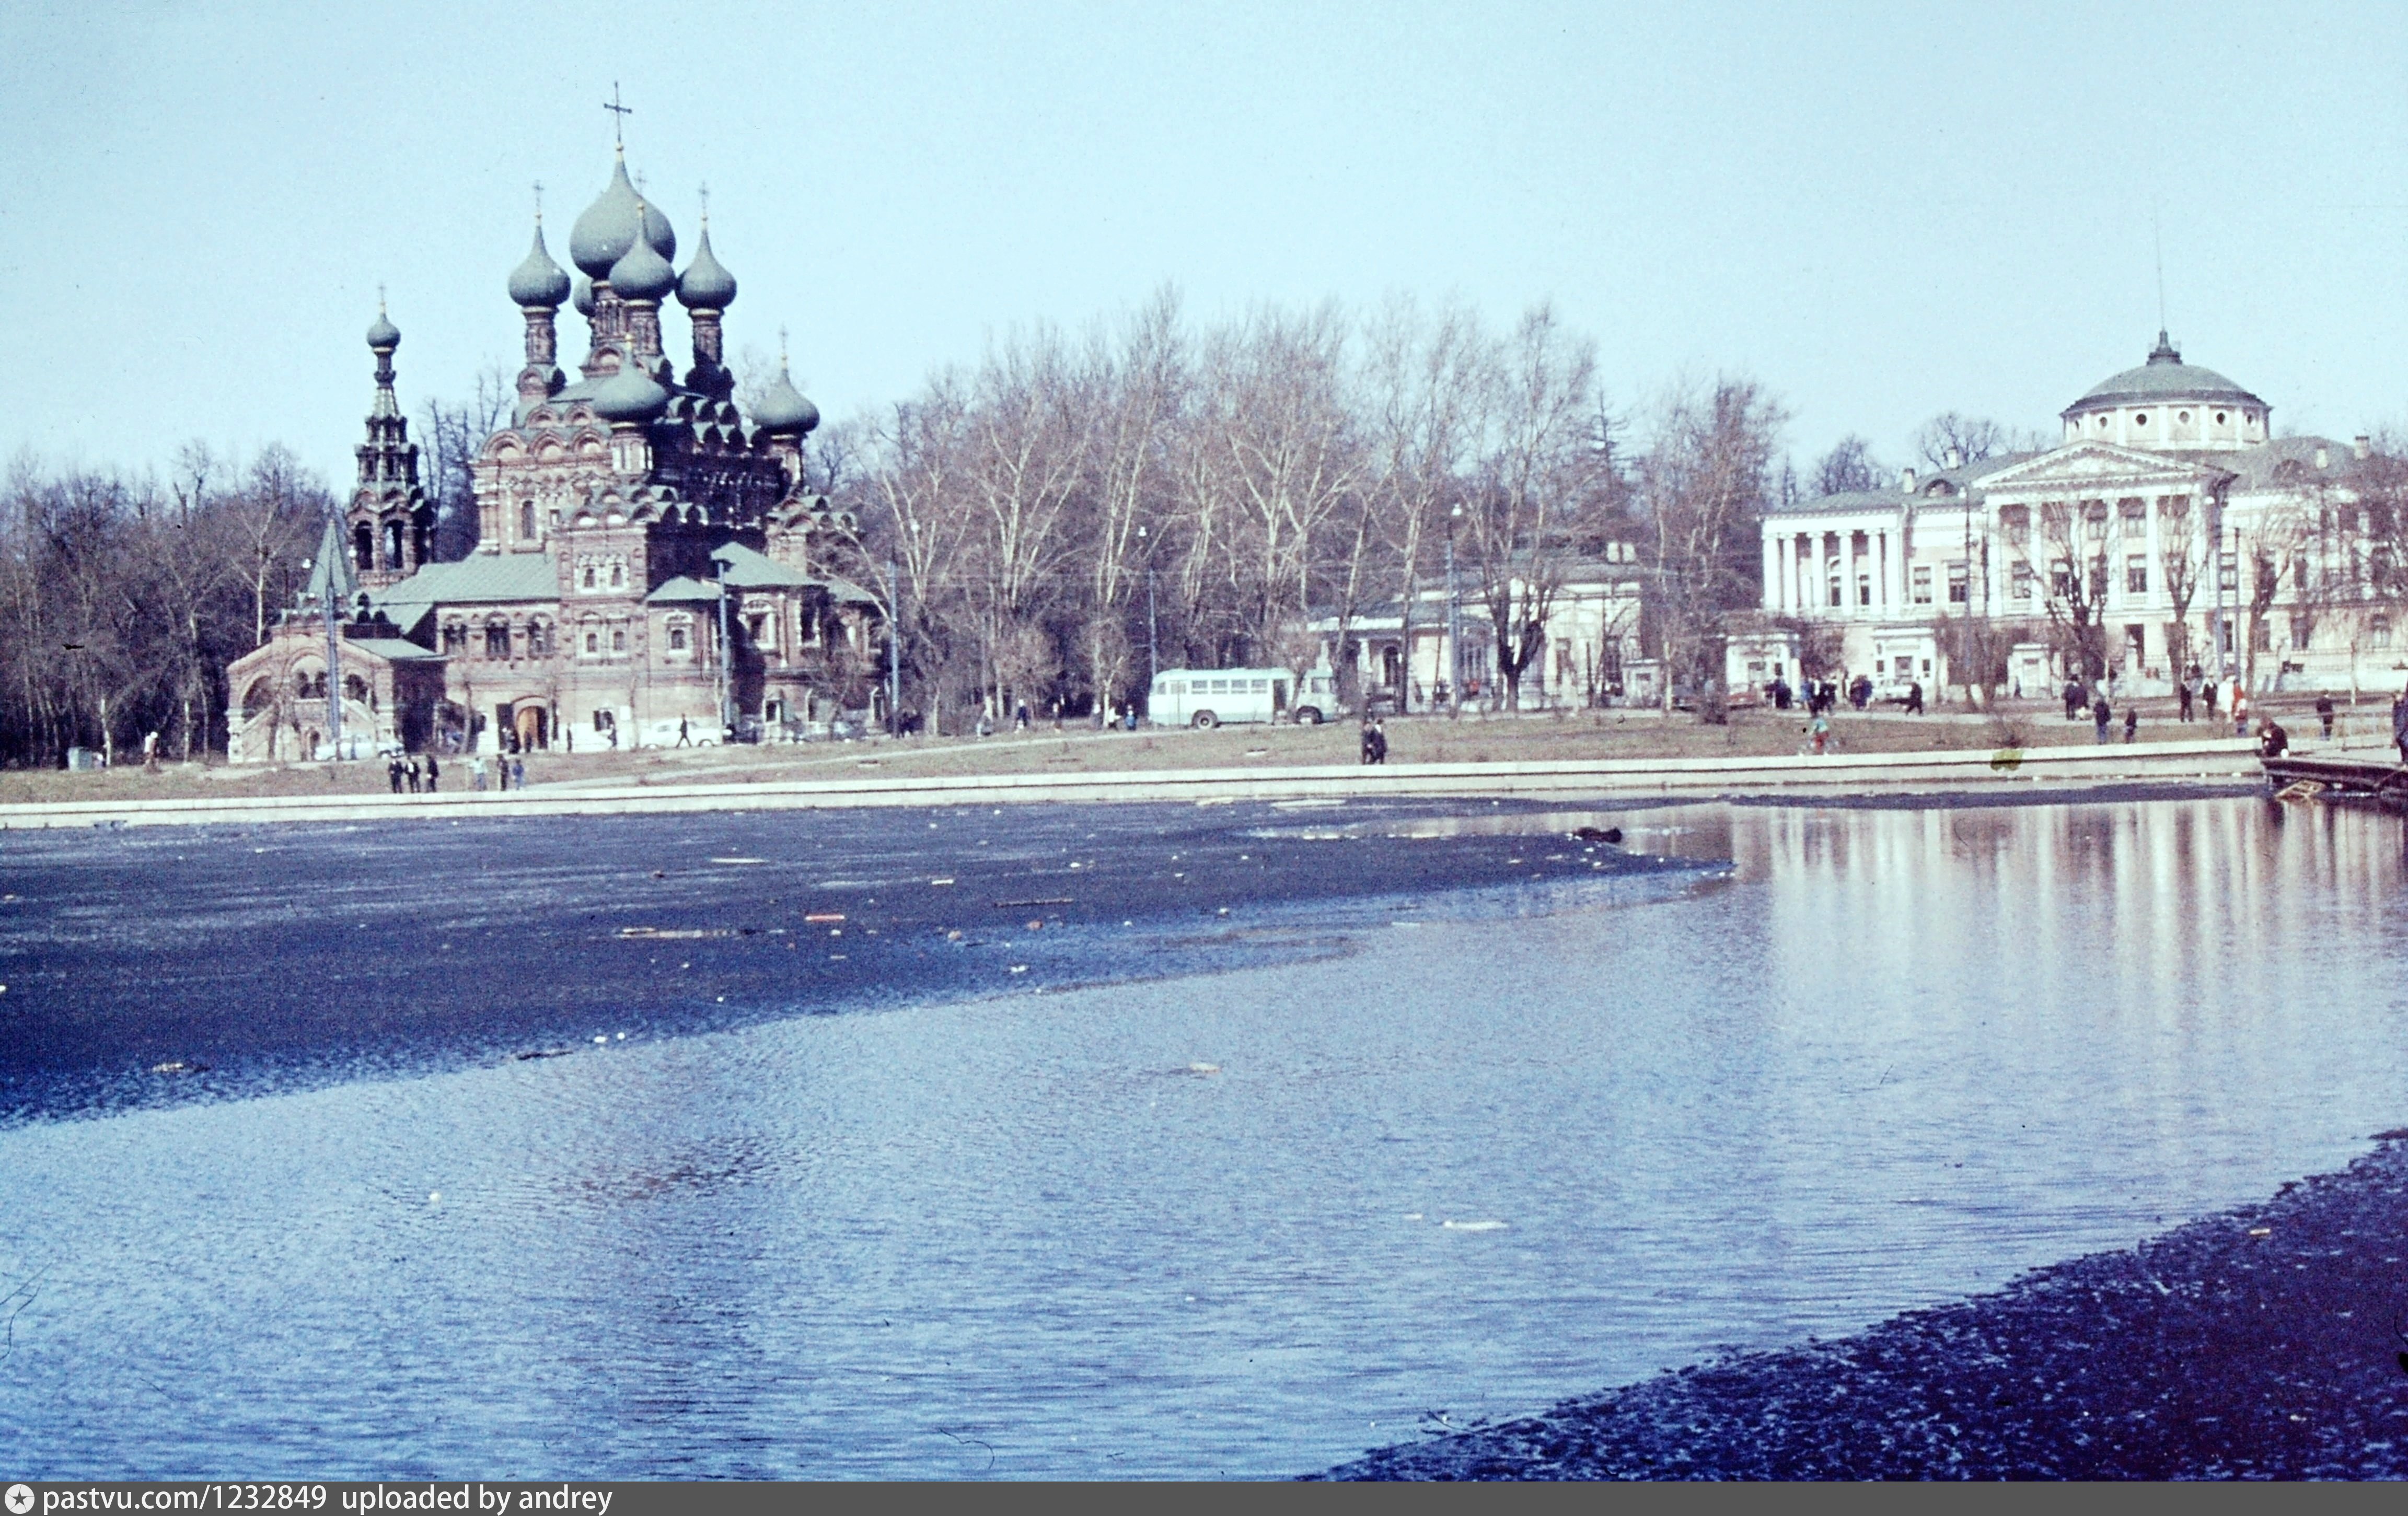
[229,143,880,762]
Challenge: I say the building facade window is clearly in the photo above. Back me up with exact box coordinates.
[2375,616,2393,649]
[1911,566,1932,604]
[2126,556,2148,594]
[485,622,510,659]
[668,625,688,651]
[1946,563,1969,604]
[584,630,599,655]
[612,628,627,652]
[2011,562,2034,600]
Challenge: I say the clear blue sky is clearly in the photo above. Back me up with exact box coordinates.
[3,1,2404,487]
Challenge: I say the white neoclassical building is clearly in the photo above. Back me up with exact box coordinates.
[1741,335,2392,700]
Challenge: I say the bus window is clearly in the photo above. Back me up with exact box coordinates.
[1251,679,1268,692]
[1155,679,1166,695]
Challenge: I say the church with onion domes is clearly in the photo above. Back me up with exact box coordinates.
[228,144,881,763]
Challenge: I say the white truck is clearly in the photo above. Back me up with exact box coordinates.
[1148,667,1340,728]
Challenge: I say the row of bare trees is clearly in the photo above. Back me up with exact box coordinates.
[0,446,330,766]
[824,290,1786,730]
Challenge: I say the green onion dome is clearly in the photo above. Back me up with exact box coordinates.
[568,151,676,279]
[366,305,400,349]
[591,361,669,424]
[508,223,573,308]
[676,223,737,310]
[752,363,818,435]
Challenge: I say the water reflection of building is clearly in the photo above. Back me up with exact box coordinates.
[1740,337,2393,701]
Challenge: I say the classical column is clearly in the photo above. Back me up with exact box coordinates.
[2145,498,2163,613]
[1763,533,1780,612]
[1842,529,1858,617]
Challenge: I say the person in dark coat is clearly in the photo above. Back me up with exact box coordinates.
[2259,719,2290,759]
[2065,679,2086,721]
[1903,681,1924,716]
[2317,694,2336,740]
[1360,722,1379,765]
[425,754,439,793]
[2178,675,2195,722]
[2122,706,2138,743]
[407,759,421,793]
[387,757,404,794]
[2392,691,2408,765]
[2092,693,2112,744]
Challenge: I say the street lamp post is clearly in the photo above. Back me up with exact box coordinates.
[1138,523,1158,686]
[888,554,902,738]
[1444,503,1463,712]
[714,554,734,737]
[319,532,344,761]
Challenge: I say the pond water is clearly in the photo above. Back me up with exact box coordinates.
[2,794,2404,1478]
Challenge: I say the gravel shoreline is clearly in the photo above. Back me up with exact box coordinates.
[1320,1135,2408,1479]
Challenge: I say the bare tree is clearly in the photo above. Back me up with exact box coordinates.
[1635,377,1789,707]
[1811,434,1883,496]
[1460,303,1599,711]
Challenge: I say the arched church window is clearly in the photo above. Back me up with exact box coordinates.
[345,674,369,703]
[583,565,597,589]
[609,562,626,589]
[486,621,510,659]
[669,625,688,651]
[585,631,599,655]
[383,520,403,567]
[612,628,627,652]
[353,523,374,571]
[241,680,272,718]
[520,501,537,540]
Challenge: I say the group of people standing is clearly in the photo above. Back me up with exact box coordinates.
[383,752,528,793]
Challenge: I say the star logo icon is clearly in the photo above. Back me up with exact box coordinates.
[5,1484,33,1514]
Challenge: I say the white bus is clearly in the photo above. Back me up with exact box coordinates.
[1149,667,1340,728]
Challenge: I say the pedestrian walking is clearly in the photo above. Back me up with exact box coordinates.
[2122,706,2138,743]
[1903,680,1924,716]
[388,757,404,794]
[2317,694,2336,740]
[1015,700,1031,731]
[2064,679,2085,721]
[677,717,691,747]
[472,756,488,791]
[1360,721,1379,765]
[2202,678,2218,718]
[2178,675,2195,722]
[2092,693,2112,744]
[511,757,526,790]
[425,755,439,793]
[2230,681,2248,738]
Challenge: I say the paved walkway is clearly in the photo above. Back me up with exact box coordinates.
[0,739,2265,830]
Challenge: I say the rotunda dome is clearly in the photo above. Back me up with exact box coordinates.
[2060,333,2271,450]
